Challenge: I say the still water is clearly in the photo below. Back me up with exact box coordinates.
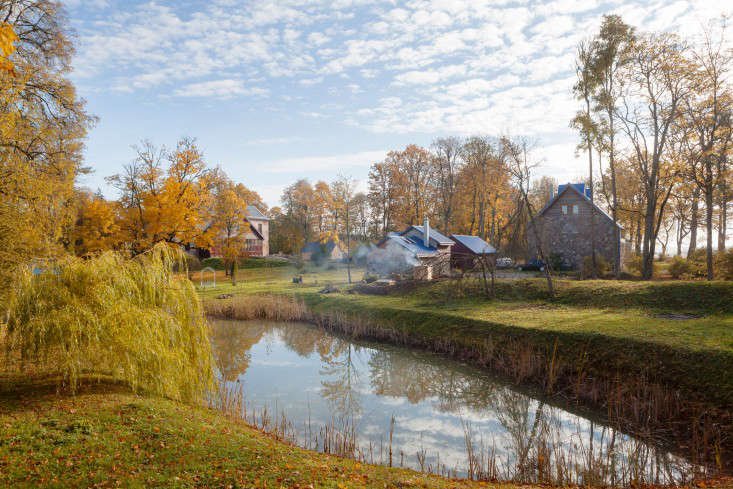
[210,319,693,485]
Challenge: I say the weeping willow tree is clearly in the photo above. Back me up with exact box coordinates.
[2,244,214,402]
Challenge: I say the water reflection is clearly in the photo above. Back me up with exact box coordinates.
[210,319,695,485]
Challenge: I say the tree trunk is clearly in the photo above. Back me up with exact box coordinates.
[706,183,714,281]
[587,98,597,279]
[524,193,555,298]
[687,189,699,258]
[642,188,657,280]
[608,105,620,278]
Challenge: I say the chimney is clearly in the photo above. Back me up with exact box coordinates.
[423,217,430,248]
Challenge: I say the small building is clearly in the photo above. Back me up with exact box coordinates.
[528,183,627,270]
[369,218,453,278]
[450,235,497,270]
[302,239,345,263]
[244,205,270,257]
[194,204,270,259]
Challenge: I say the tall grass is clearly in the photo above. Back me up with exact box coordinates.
[2,244,214,401]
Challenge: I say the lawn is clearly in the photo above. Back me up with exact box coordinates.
[0,380,537,489]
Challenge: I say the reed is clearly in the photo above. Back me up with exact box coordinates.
[204,293,728,477]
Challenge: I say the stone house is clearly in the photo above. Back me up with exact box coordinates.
[528,183,626,270]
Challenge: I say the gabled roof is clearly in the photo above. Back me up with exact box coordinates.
[450,235,496,254]
[382,234,440,257]
[403,225,453,245]
[537,183,623,229]
[302,239,341,254]
[247,205,269,220]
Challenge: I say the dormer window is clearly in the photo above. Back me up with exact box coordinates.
[562,205,568,215]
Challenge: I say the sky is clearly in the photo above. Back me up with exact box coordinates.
[66,0,729,208]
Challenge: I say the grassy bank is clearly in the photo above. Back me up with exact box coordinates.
[201,266,733,472]
[0,380,538,489]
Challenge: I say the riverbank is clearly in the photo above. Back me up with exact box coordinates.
[0,379,541,489]
[200,266,733,474]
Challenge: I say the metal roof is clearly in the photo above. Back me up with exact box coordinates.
[450,235,496,254]
[247,205,269,220]
[383,235,441,257]
[302,239,340,254]
[404,225,453,245]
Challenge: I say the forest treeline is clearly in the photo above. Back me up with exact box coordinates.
[1,3,732,285]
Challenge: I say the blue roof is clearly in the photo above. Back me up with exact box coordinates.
[383,235,440,257]
[404,225,453,245]
[247,205,269,220]
[450,235,496,254]
[302,239,339,254]
[558,183,591,199]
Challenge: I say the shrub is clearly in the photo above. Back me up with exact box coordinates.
[3,244,214,401]
[581,255,609,279]
[202,257,224,270]
[548,252,566,271]
[625,254,659,277]
[719,249,733,280]
[668,256,692,279]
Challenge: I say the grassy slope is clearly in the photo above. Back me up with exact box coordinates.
[0,382,527,489]
[198,266,733,407]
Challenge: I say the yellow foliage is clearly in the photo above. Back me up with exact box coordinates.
[72,193,120,255]
[2,244,214,401]
[0,22,17,74]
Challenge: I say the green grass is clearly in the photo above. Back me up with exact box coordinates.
[0,380,532,489]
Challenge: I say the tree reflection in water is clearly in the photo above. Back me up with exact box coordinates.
[209,320,695,484]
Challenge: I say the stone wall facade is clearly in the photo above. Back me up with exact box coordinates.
[528,189,623,270]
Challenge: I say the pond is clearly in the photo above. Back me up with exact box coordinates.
[210,319,696,486]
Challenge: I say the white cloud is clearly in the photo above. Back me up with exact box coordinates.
[172,79,267,99]
[264,150,388,173]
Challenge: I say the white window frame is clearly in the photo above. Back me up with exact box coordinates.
[561,205,568,215]
[573,204,579,215]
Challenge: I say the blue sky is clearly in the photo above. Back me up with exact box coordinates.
[66,0,726,207]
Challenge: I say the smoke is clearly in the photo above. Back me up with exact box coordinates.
[365,240,419,277]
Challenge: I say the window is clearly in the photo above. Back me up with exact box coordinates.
[561,205,568,215]
[258,223,263,234]
[573,205,579,215]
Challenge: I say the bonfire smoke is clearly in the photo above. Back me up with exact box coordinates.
[362,242,418,277]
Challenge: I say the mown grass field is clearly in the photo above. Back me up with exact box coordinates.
[0,381,541,489]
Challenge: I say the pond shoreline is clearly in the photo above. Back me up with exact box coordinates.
[204,292,732,476]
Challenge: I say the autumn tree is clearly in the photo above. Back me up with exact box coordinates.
[72,190,120,256]
[592,15,635,276]
[397,144,433,226]
[681,18,733,279]
[572,39,601,278]
[617,32,691,279]
[107,138,216,255]
[211,174,251,285]
[331,175,357,283]
[368,156,403,235]
[431,136,463,234]
[0,1,94,292]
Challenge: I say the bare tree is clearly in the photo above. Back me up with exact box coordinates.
[431,136,464,235]
[332,174,358,284]
[502,136,555,298]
